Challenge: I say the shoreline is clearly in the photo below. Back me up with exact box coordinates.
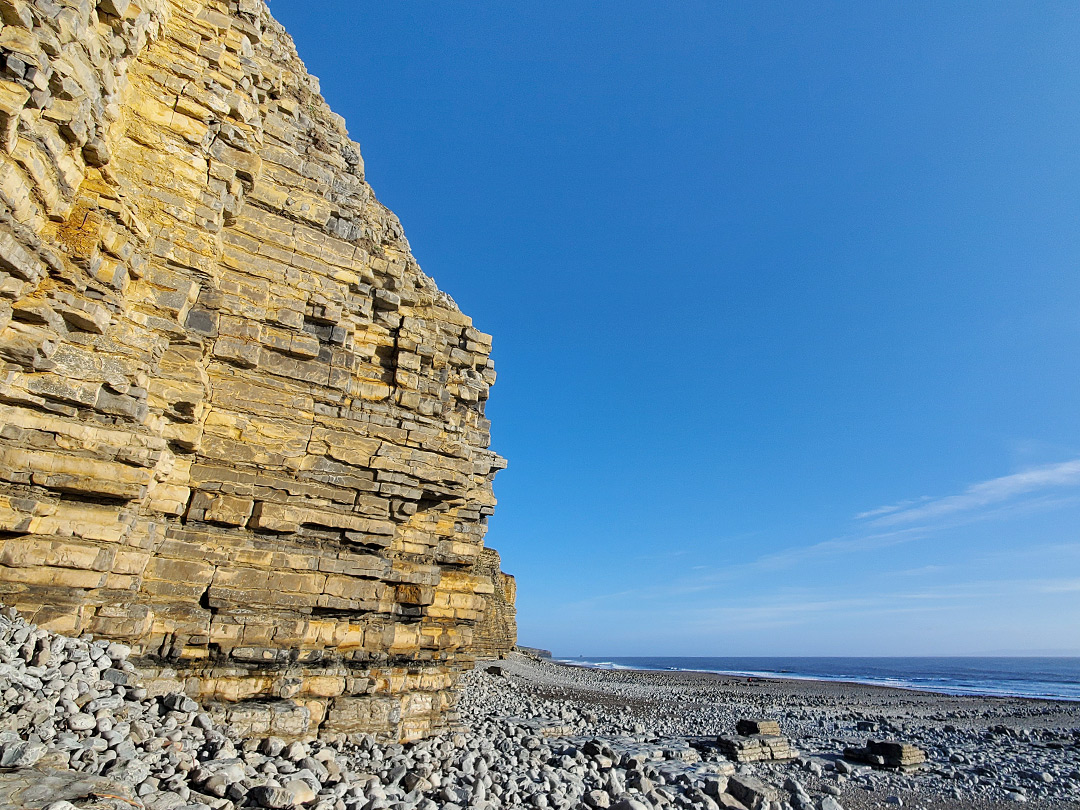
[548,660,1080,708]
[468,652,1080,808]
[0,605,1077,810]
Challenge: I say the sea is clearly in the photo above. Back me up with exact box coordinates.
[553,656,1080,702]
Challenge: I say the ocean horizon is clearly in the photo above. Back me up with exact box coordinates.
[553,655,1080,702]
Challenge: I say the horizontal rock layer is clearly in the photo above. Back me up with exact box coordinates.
[468,547,516,660]
[0,0,505,740]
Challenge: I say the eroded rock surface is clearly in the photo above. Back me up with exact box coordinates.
[0,0,505,740]
[468,547,517,660]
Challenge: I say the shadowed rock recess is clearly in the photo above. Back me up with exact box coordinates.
[0,0,515,741]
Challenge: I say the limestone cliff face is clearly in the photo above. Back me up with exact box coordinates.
[468,547,517,659]
[0,0,507,741]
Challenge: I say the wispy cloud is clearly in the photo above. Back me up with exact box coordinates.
[579,528,930,604]
[656,577,1080,631]
[572,463,1080,614]
[751,526,926,569]
[1035,578,1080,594]
[854,497,932,520]
[859,458,1080,528]
[892,564,951,577]
[883,574,1080,600]
[677,577,1070,631]
[727,462,1080,580]
[684,597,880,630]
[976,541,1080,564]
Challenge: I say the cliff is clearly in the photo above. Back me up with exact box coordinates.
[468,547,517,659]
[0,0,508,741]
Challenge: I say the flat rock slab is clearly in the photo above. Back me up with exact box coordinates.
[655,760,735,782]
[844,738,927,770]
[566,735,712,765]
[736,719,781,736]
[502,716,577,737]
[716,733,798,763]
[727,774,780,807]
[0,766,136,809]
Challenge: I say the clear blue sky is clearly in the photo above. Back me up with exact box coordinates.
[270,2,1080,656]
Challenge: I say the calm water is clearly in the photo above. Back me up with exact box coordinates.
[554,656,1080,701]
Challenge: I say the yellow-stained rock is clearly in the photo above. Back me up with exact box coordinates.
[0,0,508,741]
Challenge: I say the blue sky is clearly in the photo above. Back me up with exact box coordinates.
[270,2,1080,656]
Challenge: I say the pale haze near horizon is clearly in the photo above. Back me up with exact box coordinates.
[270,1,1080,657]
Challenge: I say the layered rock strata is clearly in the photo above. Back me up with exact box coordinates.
[843,739,927,770]
[0,0,506,741]
[717,732,797,764]
[718,719,797,764]
[468,547,516,659]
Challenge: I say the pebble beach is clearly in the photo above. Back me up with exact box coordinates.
[0,608,1077,810]
[466,656,1080,810]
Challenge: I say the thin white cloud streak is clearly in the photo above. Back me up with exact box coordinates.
[683,598,880,630]
[854,497,932,520]
[573,468,1080,610]
[710,477,1080,589]
[755,487,1080,583]
[575,500,1079,608]
[862,458,1080,527]
[976,540,1080,564]
[592,576,1080,632]
[891,564,951,577]
[750,527,926,569]
[1036,578,1080,594]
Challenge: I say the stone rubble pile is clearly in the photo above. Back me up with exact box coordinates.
[716,720,797,764]
[457,669,834,810]
[0,608,848,810]
[715,735,797,766]
[3,610,1080,809]
[736,722,780,737]
[475,655,1080,808]
[842,739,927,770]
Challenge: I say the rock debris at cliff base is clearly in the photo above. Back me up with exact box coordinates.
[1,610,1079,810]
[0,0,515,740]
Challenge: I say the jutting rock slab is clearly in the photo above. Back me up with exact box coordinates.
[0,0,509,740]
[717,719,797,763]
[843,739,927,770]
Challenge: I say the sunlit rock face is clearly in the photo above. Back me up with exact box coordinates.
[469,548,517,660]
[0,0,506,741]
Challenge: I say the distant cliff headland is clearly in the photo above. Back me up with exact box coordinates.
[0,0,515,741]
